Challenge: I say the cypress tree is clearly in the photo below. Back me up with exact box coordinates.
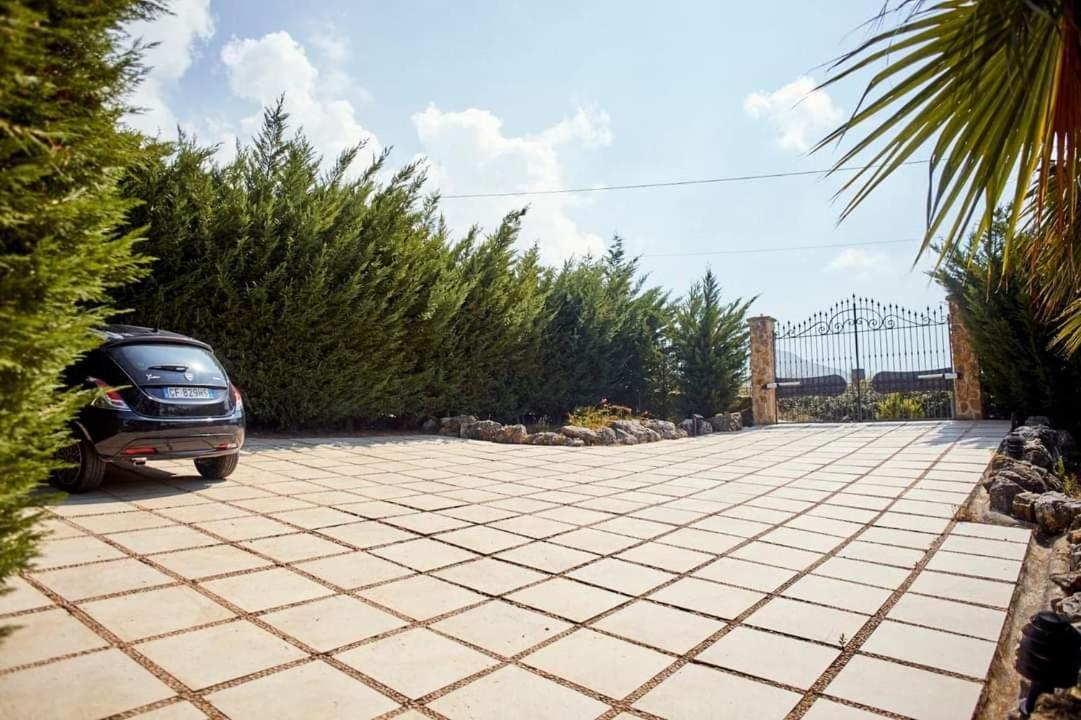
[669,269,753,417]
[0,0,151,595]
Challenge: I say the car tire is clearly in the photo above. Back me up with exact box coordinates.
[52,437,106,493]
[194,453,239,480]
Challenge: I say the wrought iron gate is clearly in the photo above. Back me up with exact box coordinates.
[772,297,955,422]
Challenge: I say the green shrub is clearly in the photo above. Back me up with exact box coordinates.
[877,393,923,420]
[566,402,636,429]
[933,210,1081,433]
[0,0,150,600]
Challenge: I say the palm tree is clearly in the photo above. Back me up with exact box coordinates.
[816,1,1081,351]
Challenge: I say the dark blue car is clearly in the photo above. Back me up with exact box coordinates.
[55,325,245,491]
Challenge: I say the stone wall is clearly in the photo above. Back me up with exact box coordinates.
[949,297,983,420]
[749,315,777,425]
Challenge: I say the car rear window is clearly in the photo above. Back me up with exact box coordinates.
[109,343,228,386]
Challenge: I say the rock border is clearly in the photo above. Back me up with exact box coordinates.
[426,412,743,447]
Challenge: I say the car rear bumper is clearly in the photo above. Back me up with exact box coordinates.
[81,408,246,461]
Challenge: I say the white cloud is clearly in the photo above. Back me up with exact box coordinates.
[743,76,843,153]
[827,247,886,271]
[412,105,613,263]
[123,0,214,136]
[220,31,380,171]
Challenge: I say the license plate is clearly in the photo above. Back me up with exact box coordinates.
[165,386,211,399]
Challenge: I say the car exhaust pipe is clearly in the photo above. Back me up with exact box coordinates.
[128,457,148,467]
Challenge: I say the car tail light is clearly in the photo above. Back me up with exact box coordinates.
[230,384,243,411]
[88,377,130,410]
[122,447,157,456]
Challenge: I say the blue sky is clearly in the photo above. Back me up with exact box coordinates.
[125,0,945,323]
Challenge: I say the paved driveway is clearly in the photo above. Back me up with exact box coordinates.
[0,421,1024,720]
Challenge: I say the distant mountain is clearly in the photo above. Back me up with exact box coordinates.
[775,350,844,379]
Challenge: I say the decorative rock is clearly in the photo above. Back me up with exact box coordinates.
[561,425,600,445]
[421,418,440,434]
[1026,415,1053,428]
[1034,493,1081,535]
[1013,492,1041,523]
[640,419,685,440]
[439,415,477,436]
[460,419,504,441]
[679,418,714,436]
[564,438,585,448]
[1023,440,1055,470]
[1054,593,1081,622]
[1051,571,1081,595]
[609,420,661,443]
[989,477,1025,515]
[495,424,528,444]
[526,431,571,446]
[594,427,617,445]
[984,454,1061,494]
[1028,690,1081,720]
[707,413,743,432]
[612,428,638,445]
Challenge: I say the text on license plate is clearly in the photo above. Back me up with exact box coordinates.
[165,387,212,399]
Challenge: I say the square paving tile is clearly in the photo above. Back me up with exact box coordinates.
[783,575,893,615]
[648,577,763,619]
[698,626,840,689]
[635,663,801,720]
[568,558,675,595]
[241,533,349,563]
[0,608,107,670]
[861,620,996,678]
[207,661,397,719]
[693,557,797,592]
[887,592,1006,641]
[336,628,496,698]
[524,628,672,698]
[909,570,1015,608]
[201,567,331,612]
[729,541,823,571]
[593,600,724,654]
[550,528,640,555]
[926,550,1022,582]
[432,600,570,656]
[293,552,412,589]
[813,557,910,589]
[508,577,628,622]
[657,527,743,555]
[106,525,216,555]
[261,595,405,651]
[803,698,886,719]
[136,620,306,689]
[746,597,867,646]
[31,536,125,569]
[32,558,174,601]
[0,649,174,719]
[359,575,484,620]
[194,515,296,541]
[616,542,712,573]
[369,538,477,572]
[72,511,173,535]
[429,665,607,720]
[80,585,233,641]
[319,521,418,548]
[434,557,547,595]
[437,526,529,554]
[270,507,358,530]
[496,541,597,573]
[826,655,983,720]
[151,544,271,579]
[386,512,470,534]
[0,577,54,615]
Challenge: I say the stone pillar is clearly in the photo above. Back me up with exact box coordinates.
[749,315,777,425]
[948,298,983,420]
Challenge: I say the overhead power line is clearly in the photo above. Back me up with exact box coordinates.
[640,238,916,258]
[441,159,929,199]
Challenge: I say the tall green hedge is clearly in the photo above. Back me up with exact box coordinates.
[934,211,1081,430]
[0,0,150,590]
[117,107,753,429]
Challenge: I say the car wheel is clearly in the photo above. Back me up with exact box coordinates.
[194,453,239,480]
[52,437,106,493]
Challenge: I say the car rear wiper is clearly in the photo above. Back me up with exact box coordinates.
[147,364,188,372]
